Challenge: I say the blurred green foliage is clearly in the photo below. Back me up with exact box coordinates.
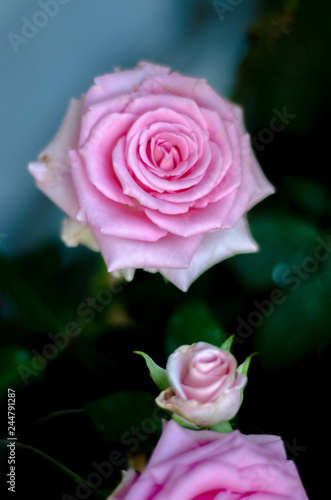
[234,0,331,135]
[164,299,225,356]
[85,390,162,445]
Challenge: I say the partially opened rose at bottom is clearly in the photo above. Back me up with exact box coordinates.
[28,62,274,291]
[109,420,308,499]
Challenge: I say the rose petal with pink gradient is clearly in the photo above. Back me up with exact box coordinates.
[28,62,275,291]
[108,420,308,500]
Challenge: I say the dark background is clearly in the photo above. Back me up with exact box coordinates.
[1,1,330,498]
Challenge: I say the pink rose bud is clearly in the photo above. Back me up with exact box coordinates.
[156,342,247,427]
[108,420,308,499]
[28,62,274,291]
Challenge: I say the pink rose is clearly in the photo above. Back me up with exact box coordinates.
[155,342,246,426]
[109,420,308,499]
[28,62,274,291]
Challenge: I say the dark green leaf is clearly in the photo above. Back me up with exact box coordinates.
[164,299,225,356]
[256,258,331,368]
[0,347,34,403]
[85,390,161,443]
[0,254,64,332]
[283,175,329,217]
[229,213,319,291]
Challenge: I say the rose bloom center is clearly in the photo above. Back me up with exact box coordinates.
[147,139,181,172]
[192,351,224,374]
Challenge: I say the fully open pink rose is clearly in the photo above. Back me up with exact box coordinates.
[156,342,246,426]
[109,420,308,499]
[28,62,274,291]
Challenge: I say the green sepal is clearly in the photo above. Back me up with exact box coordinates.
[237,353,257,405]
[220,335,235,352]
[134,351,170,391]
[237,353,257,376]
[172,413,201,430]
[209,421,233,433]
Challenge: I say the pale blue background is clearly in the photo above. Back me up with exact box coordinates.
[0,0,260,254]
